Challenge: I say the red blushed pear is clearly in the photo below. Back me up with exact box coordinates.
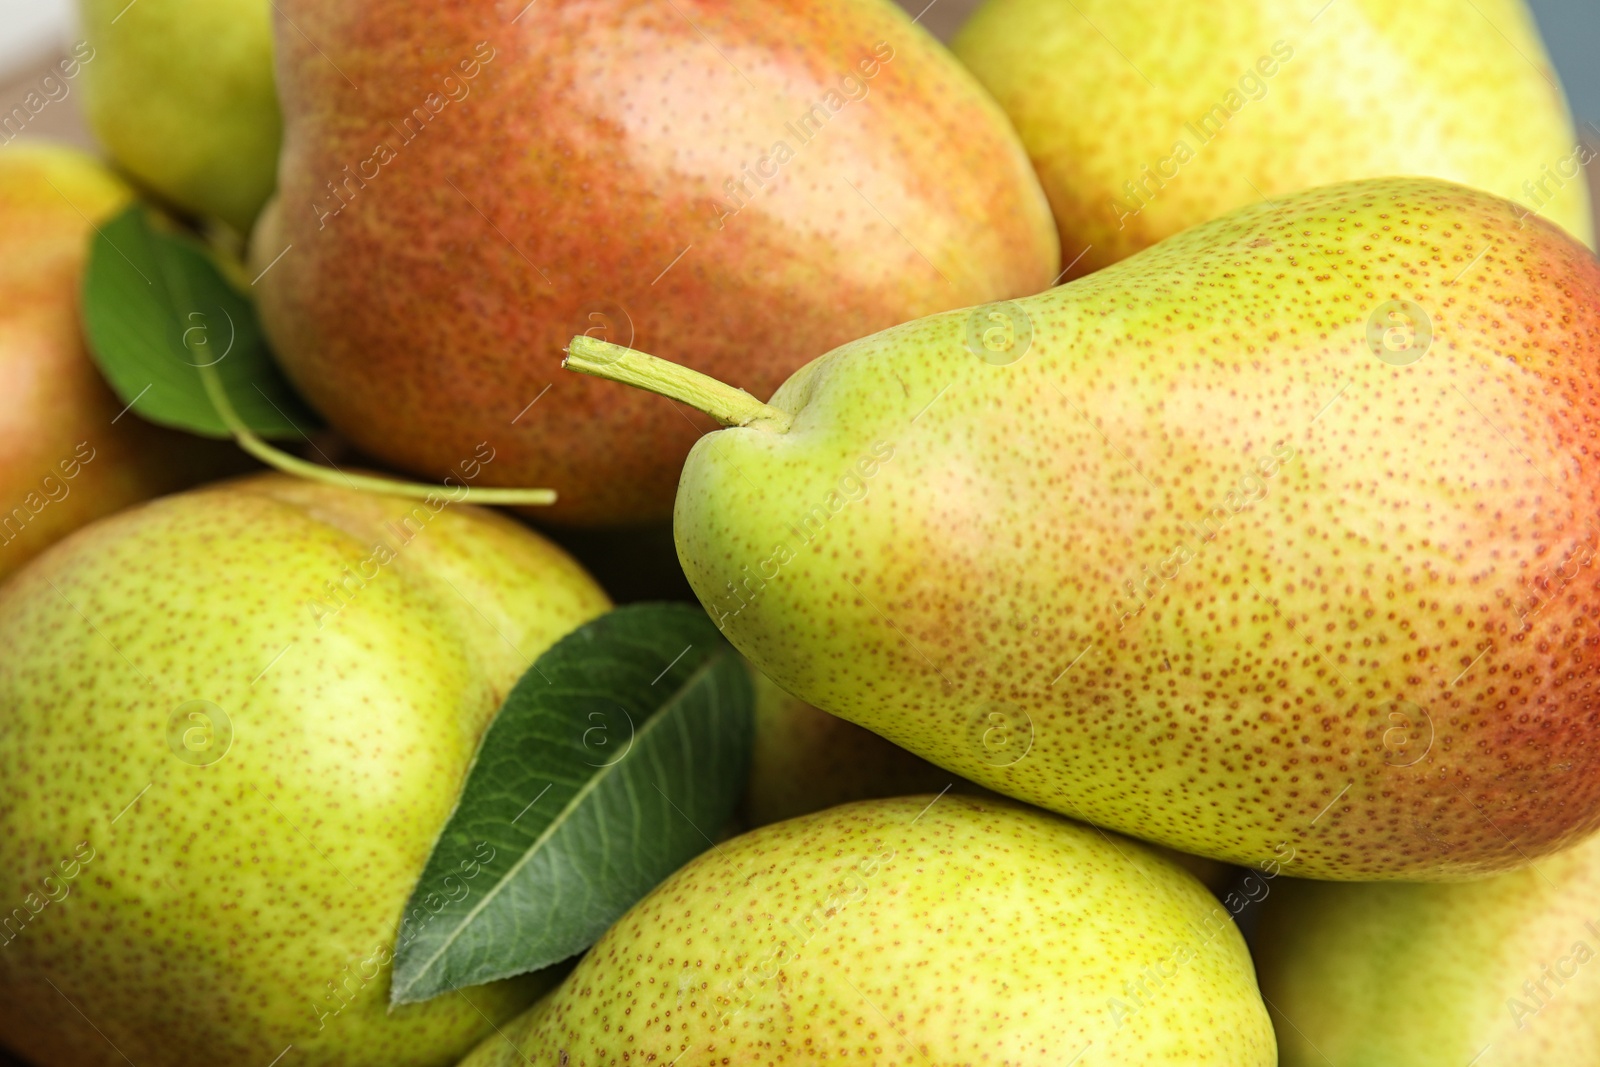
[250,0,1058,526]
[0,144,244,584]
[566,177,1600,881]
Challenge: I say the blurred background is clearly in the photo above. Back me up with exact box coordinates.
[2,0,1597,136]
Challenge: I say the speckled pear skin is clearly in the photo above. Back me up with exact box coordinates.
[743,667,966,826]
[673,176,1600,881]
[743,673,1239,892]
[82,0,280,232]
[0,144,244,584]
[457,795,1275,1066]
[0,474,609,1067]
[952,0,1594,278]
[252,0,1058,527]
[1256,830,1600,1065]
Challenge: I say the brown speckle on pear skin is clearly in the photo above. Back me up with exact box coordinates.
[676,177,1600,881]
[0,473,609,1066]
[458,795,1275,1066]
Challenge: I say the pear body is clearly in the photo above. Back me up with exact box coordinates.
[1256,829,1600,1064]
[675,177,1600,880]
[0,143,243,584]
[81,0,281,232]
[252,0,1058,526]
[952,0,1594,276]
[458,795,1275,1066]
[0,474,609,1066]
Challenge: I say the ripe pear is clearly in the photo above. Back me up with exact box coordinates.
[79,0,281,233]
[744,668,962,826]
[567,176,1600,881]
[0,142,243,585]
[251,0,1058,526]
[0,473,610,1067]
[457,795,1275,1066]
[1255,829,1600,1065]
[745,672,1239,891]
[951,0,1595,277]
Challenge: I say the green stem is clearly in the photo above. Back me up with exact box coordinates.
[563,335,792,433]
[195,365,556,506]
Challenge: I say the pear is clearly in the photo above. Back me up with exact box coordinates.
[1255,829,1600,1065]
[251,0,1059,527]
[565,176,1600,881]
[951,0,1595,277]
[745,672,1239,891]
[456,795,1275,1066]
[0,143,243,585]
[80,0,281,232]
[744,668,962,826]
[0,473,609,1066]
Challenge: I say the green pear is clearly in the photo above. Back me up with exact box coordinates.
[1255,829,1600,1064]
[80,0,280,232]
[566,176,1600,881]
[251,0,1058,526]
[951,0,1595,277]
[456,795,1275,1065]
[0,142,244,585]
[0,473,610,1066]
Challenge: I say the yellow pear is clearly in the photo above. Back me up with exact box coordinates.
[1256,829,1600,1064]
[80,0,280,231]
[952,0,1595,276]
[458,796,1275,1065]
[0,474,609,1066]
[0,142,242,585]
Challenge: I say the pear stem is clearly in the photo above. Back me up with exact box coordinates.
[195,364,557,506]
[563,335,792,433]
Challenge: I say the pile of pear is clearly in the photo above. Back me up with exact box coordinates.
[0,0,1596,1064]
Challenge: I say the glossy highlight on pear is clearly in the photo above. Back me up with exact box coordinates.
[253,0,1058,526]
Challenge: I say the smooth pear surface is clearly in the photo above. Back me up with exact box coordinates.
[253,0,1058,526]
[0,143,242,585]
[0,474,609,1066]
[458,795,1274,1066]
[952,0,1595,277]
[673,177,1600,880]
[81,0,281,232]
[1256,829,1600,1065]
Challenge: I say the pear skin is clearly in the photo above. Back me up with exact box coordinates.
[0,143,245,585]
[1256,829,1600,1064]
[744,667,966,826]
[952,0,1594,276]
[0,474,609,1066]
[627,177,1600,881]
[81,0,281,232]
[252,0,1058,526]
[741,671,1238,891]
[457,795,1275,1066]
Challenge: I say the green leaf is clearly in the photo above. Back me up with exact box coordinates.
[388,603,754,1005]
[80,204,320,439]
